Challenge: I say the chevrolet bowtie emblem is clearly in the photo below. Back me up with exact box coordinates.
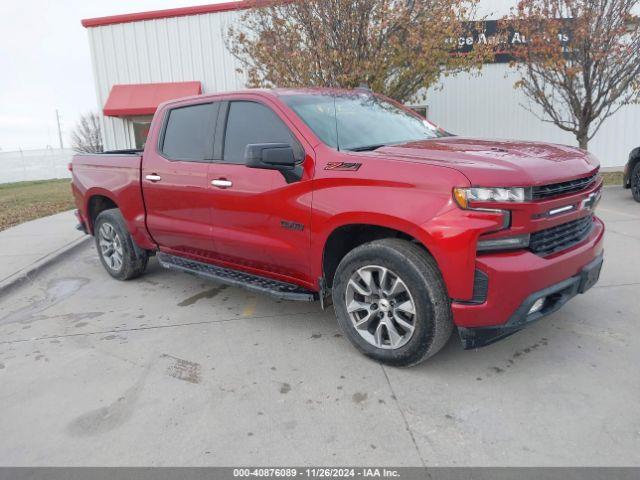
[581,191,601,211]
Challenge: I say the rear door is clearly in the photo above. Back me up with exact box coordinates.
[142,101,220,260]
[206,97,315,285]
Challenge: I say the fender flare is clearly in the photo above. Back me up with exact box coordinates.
[314,212,442,285]
[84,187,120,233]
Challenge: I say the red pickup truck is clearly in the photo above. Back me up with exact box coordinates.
[71,88,604,366]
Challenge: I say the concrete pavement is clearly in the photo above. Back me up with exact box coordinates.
[0,210,88,294]
[0,187,638,466]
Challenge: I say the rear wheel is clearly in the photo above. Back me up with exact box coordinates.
[94,209,148,280]
[632,162,640,203]
[332,238,453,367]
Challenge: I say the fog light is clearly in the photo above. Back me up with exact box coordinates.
[528,297,546,315]
[477,234,530,252]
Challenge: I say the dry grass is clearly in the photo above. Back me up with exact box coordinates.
[601,171,624,186]
[0,179,75,232]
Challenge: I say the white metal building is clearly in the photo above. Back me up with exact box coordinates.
[82,0,638,167]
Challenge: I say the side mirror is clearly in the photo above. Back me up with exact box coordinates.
[245,143,296,171]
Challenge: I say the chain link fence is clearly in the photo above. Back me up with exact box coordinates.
[0,148,74,184]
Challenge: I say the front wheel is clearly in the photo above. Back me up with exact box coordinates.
[94,209,148,280]
[332,238,453,367]
[632,162,640,203]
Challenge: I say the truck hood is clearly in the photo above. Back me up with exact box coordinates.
[375,137,600,186]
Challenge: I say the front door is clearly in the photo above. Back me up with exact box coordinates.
[142,101,219,261]
[207,98,315,285]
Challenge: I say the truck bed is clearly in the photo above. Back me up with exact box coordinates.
[71,152,151,248]
[79,149,143,156]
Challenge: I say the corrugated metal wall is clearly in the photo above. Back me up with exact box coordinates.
[87,9,246,150]
[87,4,637,167]
[425,65,638,168]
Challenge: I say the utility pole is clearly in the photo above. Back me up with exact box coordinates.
[55,109,64,149]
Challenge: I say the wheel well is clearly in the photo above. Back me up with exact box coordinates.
[322,224,421,288]
[87,195,117,231]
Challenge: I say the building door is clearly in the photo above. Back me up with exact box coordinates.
[142,101,220,261]
[207,99,315,285]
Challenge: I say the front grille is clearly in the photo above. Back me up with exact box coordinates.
[529,215,594,256]
[532,172,598,200]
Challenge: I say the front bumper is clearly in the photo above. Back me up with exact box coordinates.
[458,252,603,348]
[451,216,605,347]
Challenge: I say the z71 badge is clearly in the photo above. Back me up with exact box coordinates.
[324,162,362,171]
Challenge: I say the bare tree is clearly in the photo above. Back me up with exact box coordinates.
[507,0,640,150]
[227,0,489,103]
[71,113,103,153]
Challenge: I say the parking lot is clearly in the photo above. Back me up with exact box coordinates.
[0,186,638,466]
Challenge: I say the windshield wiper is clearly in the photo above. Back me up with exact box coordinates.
[346,144,388,152]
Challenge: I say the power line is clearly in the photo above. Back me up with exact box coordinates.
[55,109,64,149]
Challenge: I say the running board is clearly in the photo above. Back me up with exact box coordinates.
[157,252,318,302]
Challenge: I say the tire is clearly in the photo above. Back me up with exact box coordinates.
[632,162,640,203]
[332,238,453,367]
[94,208,148,280]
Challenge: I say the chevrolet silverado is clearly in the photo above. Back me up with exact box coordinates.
[71,88,604,366]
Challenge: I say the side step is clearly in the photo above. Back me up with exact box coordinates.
[157,252,318,302]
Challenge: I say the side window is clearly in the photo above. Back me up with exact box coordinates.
[223,101,302,164]
[161,103,218,161]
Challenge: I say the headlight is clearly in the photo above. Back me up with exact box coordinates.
[453,187,527,209]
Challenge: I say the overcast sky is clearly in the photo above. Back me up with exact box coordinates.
[0,0,520,152]
[0,0,233,151]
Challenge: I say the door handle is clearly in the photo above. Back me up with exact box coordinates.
[145,174,162,182]
[211,179,233,189]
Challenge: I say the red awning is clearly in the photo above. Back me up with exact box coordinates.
[103,81,202,117]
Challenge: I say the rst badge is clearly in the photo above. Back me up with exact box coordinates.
[280,220,304,231]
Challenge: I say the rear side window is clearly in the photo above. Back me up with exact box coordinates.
[161,103,218,161]
[223,101,302,164]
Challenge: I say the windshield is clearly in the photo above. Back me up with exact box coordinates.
[281,92,447,151]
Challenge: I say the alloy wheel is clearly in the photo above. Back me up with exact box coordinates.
[345,265,417,350]
[98,222,124,271]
